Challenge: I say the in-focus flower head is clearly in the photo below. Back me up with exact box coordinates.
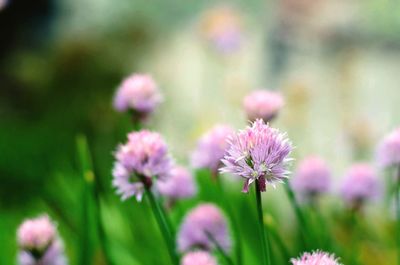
[291,250,342,265]
[112,130,173,201]
[113,74,162,119]
[156,166,197,199]
[340,163,380,206]
[17,215,67,265]
[243,90,284,123]
[177,203,231,253]
[17,215,56,253]
[291,156,331,199]
[220,119,292,193]
[377,128,400,167]
[191,125,234,175]
[181,251,218,265]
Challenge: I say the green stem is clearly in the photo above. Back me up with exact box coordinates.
[267,223,291,263]
[396,165,400,265]
[158,197,176,237]
[255,180,271,265]
[284,183,310,249]
[206,232,235,265]
[145,187,178,265]
[216,176,243,265]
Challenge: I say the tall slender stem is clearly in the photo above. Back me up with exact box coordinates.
[284,183,310,249]
[255,180,271,265]
[206,232,235,265]
[216,175,243,265]
[396,165,400,265]
[145,187,178,265]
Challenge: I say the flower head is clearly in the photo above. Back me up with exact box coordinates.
[156,166,197,199]
[192,125,234,175]
[243,90,284,123]
[201,5,242,53]
[17,215,67,265]
[112,130,173,201]
[377,128,400,167]
[220,119,292,193]
[17,215,56,253]
[291,250,342,265]
[291,156,331,199]
[177,203,231,253]
[113,74,162,118]
[181,251,218,265]
[340,163,380,206]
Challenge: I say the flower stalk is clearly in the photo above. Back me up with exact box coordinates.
[255,179,271,265]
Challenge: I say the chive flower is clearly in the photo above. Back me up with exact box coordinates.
[291,156,331,200]
[113,74,162,120]
[156,165,197,199]
[177,203,231,253]
[291,250,342,265]
[191,125,234,175]
[243,90,284,123]
[220,119,292,193]
[17,215,67,265]
[112,130,173,201]
[181,251,218,265]
[377,128,400,168]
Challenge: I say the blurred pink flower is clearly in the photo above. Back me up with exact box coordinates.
[291,156,331,199]
[112,130,173,201]
[377,128,400,167]
[243,90,284,123]
[220,119,292,193]
[113,74,162,118]
[201,5,242,53]
[191,125,234,175]
[291,250,342,265]
[17,215,67,265]
[156,166,197,199]
[177,203,231,253]
[17,215,56,252]
[181,251,218,265]
[340,163,380,206]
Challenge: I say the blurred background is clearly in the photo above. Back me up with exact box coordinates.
[1,0,400,264]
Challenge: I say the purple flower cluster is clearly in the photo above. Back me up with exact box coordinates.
[243,90,284,123]
[112,130,173,201]
[377,128,400,167]
[156,166,197,199]
[113,73,162,118]
[340,163,380,206]
[181,251,218,265]
[17,215,67,265]
[291,156,331,199]
[220,119,292,193]
[177,203,231,253]
[191,125,234,175]
[291,250,342,265]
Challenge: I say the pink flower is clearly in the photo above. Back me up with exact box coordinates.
[181,251,218,265]
[17,215,67,265]
[291,156,331,199]
[191,125,234,175]
[177,203,231,253]
[377,128,400,167]
[220,119,292,193]
[112,130,173,201]
[17,215,56,252]
[340,163,380,206]
[156,166,197,199]
[243,90,284,123]
[113,74,162,117]
[291,250,342,265]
